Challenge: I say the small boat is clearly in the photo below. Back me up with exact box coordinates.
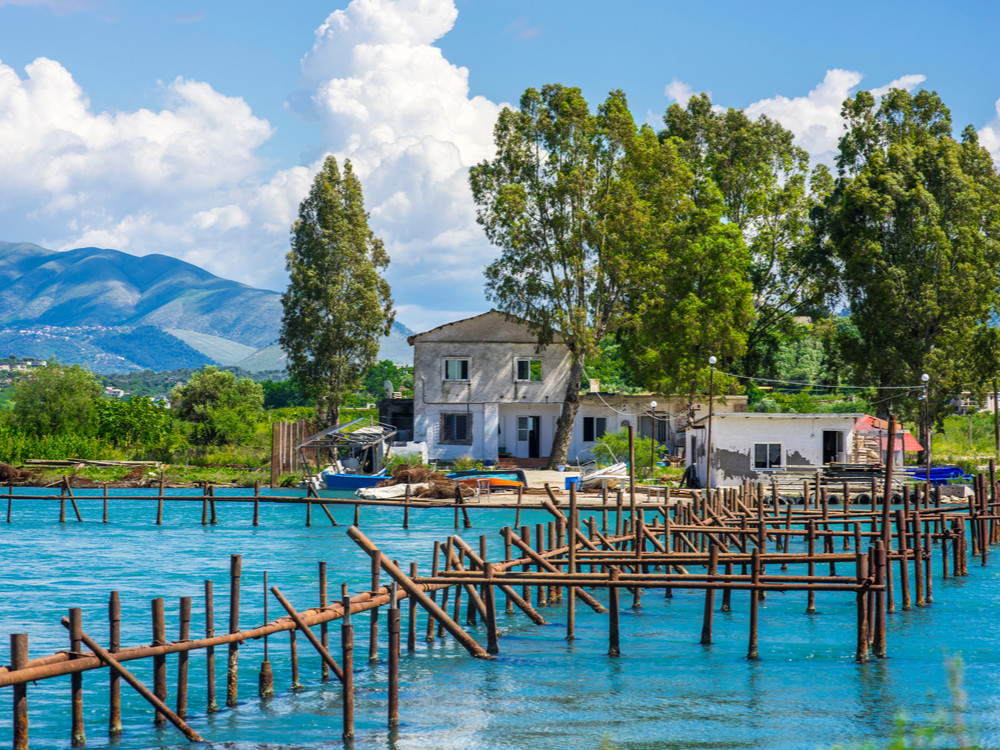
[446,469,528,490]
[580,462,628,490]
[322,467,389,491]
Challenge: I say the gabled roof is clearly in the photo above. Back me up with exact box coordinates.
[407,309,565,346]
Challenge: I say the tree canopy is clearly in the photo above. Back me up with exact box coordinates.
[10,362,102,436]
[280,156,393,427]
[822,88,1000,427]
[169,366,264,445]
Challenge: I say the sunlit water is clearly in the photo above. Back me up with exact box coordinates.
[2,489,999,749]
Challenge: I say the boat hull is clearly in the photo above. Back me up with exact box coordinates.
[322,471,388,491]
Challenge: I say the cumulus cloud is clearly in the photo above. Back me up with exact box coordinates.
[0,56,309,290]
[979,97,1000,165]
[292,0,507,327]
[664,79,699,109]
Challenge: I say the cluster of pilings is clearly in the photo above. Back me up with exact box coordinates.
[4,450,1000,746]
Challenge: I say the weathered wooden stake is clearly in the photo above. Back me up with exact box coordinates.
[69,607,85,746]
[388,583,401,728]
[608,567,621,657]
[108,591,122,735]
[700,543,719,644]
[747,549,761,660]
[369,550,381,663]
[260,571,274,699]
[177,596,191,717]
[227,554,241,708]
[152,597,167,725]
[11,633,28,750]
[342,588,355,742]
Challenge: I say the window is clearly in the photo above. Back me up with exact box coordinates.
[515,358,542,381]
[440,413,472,444]
[443,358,469,381]
[583,416,607,442]
[754,443,782,469]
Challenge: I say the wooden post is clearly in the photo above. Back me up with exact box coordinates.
[912,512,925,606]
[209,484,217,525]
[152,597,167,725]
[205,580,218,712]
[69,608,85,746]
[425,542,440,642]
[11,633,28,750]
[319,562,330,682]
[227,554,241,708]
[747,549,761,660]
[253,480,260,527]
[700,542,719,644]
[177,597,191,718]
[567,482,577,641]
[608,567,621,657]
[806,520,817,614]
[408,563,419,651]
[260,571,274,698]
[269,587,344,683]
[388,584,401,728]
[855,552,869,662]
[483,562,500,655]
[873,540,887,658]
[895,509,911,611]
[341,588,355,742]
[108,591,122,735]
[369,551,381,663]
[156,492,164,526]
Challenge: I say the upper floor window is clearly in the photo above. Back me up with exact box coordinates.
[515,358,542,382]
[443,358,470,381]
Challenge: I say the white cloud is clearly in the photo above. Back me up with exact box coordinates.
[0,56,309,292]
[664,79,698,109]
[293,0,508,329]
[979,97,1000,165]
[869,73,926,100]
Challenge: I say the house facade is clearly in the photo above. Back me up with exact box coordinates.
[685,412,923,488]
[408,310,746,464]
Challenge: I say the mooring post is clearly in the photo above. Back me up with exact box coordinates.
[874,540,887,658]
[721,561,733,612]
[369,550,381,663]
[319,562,330,681]
[855,552,869,662]
[253,480,260,527]
[11,633,28,750]
[59,482,66,524]
[483,561,500,655]
[515,484,523,530]
[912,512,925,606]
[205,580,217,712]
[408,563,419,651]
[425,542,440,642]
[895,509,911,611]
[388,582,401,728]
[260,571,274,698]
[608,567,621,657]
[354,503,360,527]
[341,586,355,742]
[209,484,217,525]
[69,607,85,746]
[700,543,719,645]
[108,591,121,735]
[924,524,934,604]
[533,525,546,607]
[227,554,241,708]
[177,596,192,717]
[747,548,761,660]
[7,482,12,524]
[201,485,208,526]
[156,490,164,526]
[306,500,312,527]
[806,520,817,614]
[152,597,167,725]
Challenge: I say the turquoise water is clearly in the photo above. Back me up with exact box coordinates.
[2,489,1000,749]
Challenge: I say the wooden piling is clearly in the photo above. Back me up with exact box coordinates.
[177,597,191,717]
[319,562,330,681]
[69,608,85,746]
[205,580,217,712]
[425,542,440,642]
[855,552,869,662]
[369,551,381,663]
[608,567,621,657]
[700,543,719,644]
[11,633,28,750]
[227,554,241,708]
[108,591,122,735]
[341,590,355,742]
[483,562,500,655]
[260,571,274,698]
[408,562,419,650]
[388,584,401,727]
[152,597,167,725]
[895,509,911,611]
[747,549,761,660]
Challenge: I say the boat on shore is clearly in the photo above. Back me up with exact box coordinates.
[296,419,398,492]
[445,468,528,490]
[579,462,628,490]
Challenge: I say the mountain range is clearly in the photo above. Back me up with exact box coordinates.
[0,242,414,372]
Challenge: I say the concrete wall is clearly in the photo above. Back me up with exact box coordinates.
[686,413,863,488]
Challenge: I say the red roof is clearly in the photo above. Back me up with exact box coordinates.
[856,414,925,452]
[878,433,925,452]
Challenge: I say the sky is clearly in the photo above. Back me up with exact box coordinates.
[1,0,999,333]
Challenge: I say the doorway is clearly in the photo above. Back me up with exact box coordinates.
[823,430,844,464]
[517,416,541,459]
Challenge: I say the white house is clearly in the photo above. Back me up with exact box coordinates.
[684,412,923,488]
[408,310,745,464]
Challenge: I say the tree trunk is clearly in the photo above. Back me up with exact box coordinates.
[546,354,585,470]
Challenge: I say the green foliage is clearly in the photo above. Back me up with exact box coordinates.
[362,360,413,400]
[10,362,103,437]
[95,396,171,447]
[450,454,484,471]
[261,379,311,409]
[386,451,429,471]
[280,156,394,427]
[662,93,837,377]
[589,426,657,478]
[0,419,115,463]
[583,336,639,393]
[170,366,264,446]
[823,88,1000,428]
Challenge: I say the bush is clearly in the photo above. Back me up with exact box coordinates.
[451,455,483,471]
[590,427,658,478]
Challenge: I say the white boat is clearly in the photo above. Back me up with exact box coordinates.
[580,462,628,490]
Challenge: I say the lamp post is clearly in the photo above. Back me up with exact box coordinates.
[706,357,717,490]
[649,400,657,478]
[921,373,930,485]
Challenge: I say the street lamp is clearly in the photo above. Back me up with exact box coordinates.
[649,400,658,478]
[921,373,930,485]
[706,357,717,490]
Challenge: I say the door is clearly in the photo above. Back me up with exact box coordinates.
[517,416,541,459]
[822,431,844,464]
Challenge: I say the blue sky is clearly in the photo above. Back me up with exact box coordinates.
[1,0,998,332]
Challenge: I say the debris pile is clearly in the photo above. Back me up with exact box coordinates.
[377,464,474,499]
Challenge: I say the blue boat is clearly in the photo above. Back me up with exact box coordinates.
[321,467,390,491]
